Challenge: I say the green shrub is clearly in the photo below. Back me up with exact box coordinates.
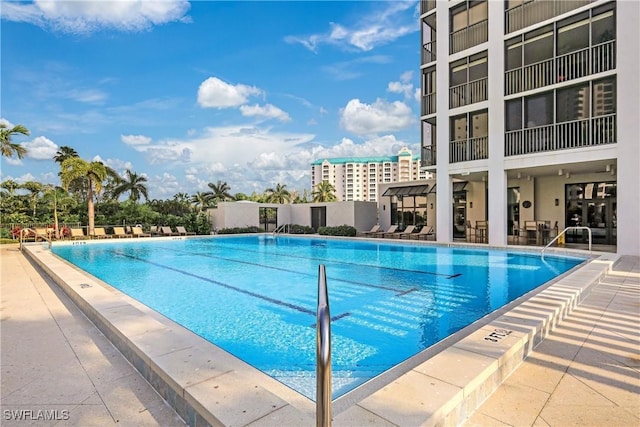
[289,224,315,234]
[317,225,357,237]
[217,226,261,234]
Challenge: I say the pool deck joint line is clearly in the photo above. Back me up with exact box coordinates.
[15,236,626,426]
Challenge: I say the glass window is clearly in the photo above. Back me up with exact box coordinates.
[450,60,467,86]
[468,55,488,81]
[505,99,522,131]
[451,5,467,32]
[451,115,467,141]
[592,8,615,44]
[557,17,589,55]
[423,68,436,94]
[470,110,488,137]
[592,77,616,116]
[523,28,553,65]
[556,83,590,122]
[525,92,553,127]
[468,1,487,25]
[505,38,522,71]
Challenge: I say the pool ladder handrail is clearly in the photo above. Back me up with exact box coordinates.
[18,227,52,250]
[272,223,290,237]
[541,226,592,260]
[316,264,332,427]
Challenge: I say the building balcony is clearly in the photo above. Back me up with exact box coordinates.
[420,0,436,15]
[450,19,488,54]
[421,145,436,168]
[449,77,488,109]
[422,92,436,116]
[505,114,616,156]
[422,41,436,65]
[505,40,616,95]
[505,0,592,34]
[450,136,488,163]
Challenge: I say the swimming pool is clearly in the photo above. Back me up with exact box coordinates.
[51,235,585,399]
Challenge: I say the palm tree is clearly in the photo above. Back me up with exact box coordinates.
[312,181,337,202]
[190,191,212,213]
[265,183,291,204]
[21,181,43,218]
[206,180,232,205]
[53,146,79,165]
[59,157,107,236]
[0,123,29,159]
[42,185,75,239]
[1,179,20,196]
[110,169,149,202]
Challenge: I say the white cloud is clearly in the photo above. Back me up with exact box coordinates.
[197,77,262,108]
[388,71,416,99]
[24,136,59,160]
[121,134,152,146]
[239,104,291,122]
[285,1,417,52]
[339,98,415,135]
[1,0,191,34]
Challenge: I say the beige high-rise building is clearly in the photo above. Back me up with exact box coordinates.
[311,147,430,201]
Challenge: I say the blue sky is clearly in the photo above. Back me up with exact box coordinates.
[1,0,421,199]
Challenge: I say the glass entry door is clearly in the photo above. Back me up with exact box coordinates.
[565,182,616,245]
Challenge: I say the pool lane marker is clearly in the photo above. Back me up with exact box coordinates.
[116,251,352,321]
[156,246,423,295]
[185,241,461,280]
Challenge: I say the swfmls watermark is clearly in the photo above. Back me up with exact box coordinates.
[3,409,70,421]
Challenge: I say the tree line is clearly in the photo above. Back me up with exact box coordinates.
[1,122,338,238]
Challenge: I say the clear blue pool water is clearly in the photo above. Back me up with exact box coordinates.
[52,235,584,399]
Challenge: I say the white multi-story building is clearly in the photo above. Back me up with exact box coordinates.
[311,147,430,201]
[380,0,638,256]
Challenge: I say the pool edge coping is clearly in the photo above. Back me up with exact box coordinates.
[21,239,617,426]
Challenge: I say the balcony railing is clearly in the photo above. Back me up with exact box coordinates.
[450,20,488,54]
[504,114,616,156]
[449,136,488,163]
[505,40,616,95]
[422,92,436,115]
[421,0,436,15]
[421,145,436,167]
[422,41,436,64]
[449,77,488,109]
[505,0,592,34]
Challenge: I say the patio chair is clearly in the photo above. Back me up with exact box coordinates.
[373,225,398,238]
[160,226,179,236]
[175,226,195,236]
[131,226,151,237]
[34,227,50,242]
[385,225,416,239]
[112,227,132,238]
[406,226,434,240]
[358,224,381,237]
[69,228,86,240]
[92,227,111,239]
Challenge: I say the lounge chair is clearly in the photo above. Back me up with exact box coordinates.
[92,227,111,239]
[160,226,178,236]
[112,227,132,238]
[385,225,416,239]
[69,228,86,240]
[358,224,381,237]
[373,225,398,238]
[407,226,435,240]
[175,226,195,236]
[131,226,151,237]
[34,227,50,242]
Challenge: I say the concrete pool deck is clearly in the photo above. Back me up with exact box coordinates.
[1,240,638,426]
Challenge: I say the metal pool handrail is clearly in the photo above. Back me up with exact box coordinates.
[541,226,592,260]
[316,264,332,427]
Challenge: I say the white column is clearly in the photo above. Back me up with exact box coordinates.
[487,0,507,246]
[435,1,452,242]
[616,1,640,256]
